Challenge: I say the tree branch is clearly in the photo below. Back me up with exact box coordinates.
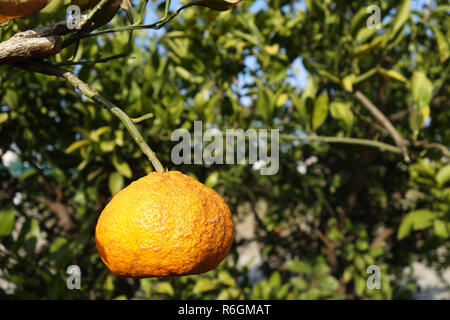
[0,17,88,65]
[279,134,402,154]
[409,141,450,157]
[370,228,394,249]
[354,90,410,161]
[0,31,62,65]
[15,61,165,173]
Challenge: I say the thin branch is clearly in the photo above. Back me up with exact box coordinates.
[389,108,412,122]
[354,90,410,161]
[370,228,394,249]
[16,61,165,173]
[353,105,389,133]
[62,1,192,50]
[53,52,130,66]
[409,141,450,157]
[279,134,402,154]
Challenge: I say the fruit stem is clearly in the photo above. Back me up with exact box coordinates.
[39,65,165,173]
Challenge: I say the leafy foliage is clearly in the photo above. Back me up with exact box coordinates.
[0,0,449,299]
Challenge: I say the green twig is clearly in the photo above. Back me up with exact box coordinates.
[18,61,165,173]
[131,113,154,123]
[74,1,196,40]
[279,133,402,154]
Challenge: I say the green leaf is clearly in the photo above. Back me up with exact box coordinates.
[378,68,408,82]
[430,26,449,62]
[330,102,354,133]
[354,254,365,271]
[275,283,290,299]
[99,140,115,153]
[89,127,110,143]
[0,205,15,237]
[103,274,115,292]
[0,113,8,124]
[369,247,384,257]
[317,70,340,84]
[353,35,387,55]
[398,210,438,239]
[4,89,18,108]
[342,267,354,283]
[291,276,308,289]
[388,0,411,40]
[174,66,191,80]
[354,276,366,296]
[23,218,41,255]
[436,164,450,187]
[292,95,306,120]
[140,279,153,296]
[194,88,209,111]
[411,210,438,230]
[65,140,91,154]
[112,155,132,178]
[268,271,281,287]
[175,66,203,84]
[350,7,369,36]
[218,271,236,287]
[19,168,38,182]
[193,278,217,294]
[256,88,275,122]
[411,71,433,109]
[397,214,413,240]
[312,93,328,131]
[356,27,378,44]
[313,261,330,275]
[49,237,72,268]
[205,172,219,189]
[154,282,174,296]
[409,108,424,133]
[356,240,369,252]
[114,130,124,146]
[342,74,356,92]
[276,93,288,108]
[318,275,340,291]
[302,79,316,100]
[109,172,124,195]
[283,260,312,274]
[433,220,449,238]
[354,68,378,84]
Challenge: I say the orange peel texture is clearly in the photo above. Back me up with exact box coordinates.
[95,171,234,278]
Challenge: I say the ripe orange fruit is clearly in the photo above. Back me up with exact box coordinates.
[0,0,52,23]
[95,171,234,278]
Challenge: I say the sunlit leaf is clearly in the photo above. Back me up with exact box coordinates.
[0,205,15,237]
[388,0,411,40]
[112,155,132,178]
[154,282,174,296]
[312,93,328,131]
[109,172,124,195]
[436,164,450,187]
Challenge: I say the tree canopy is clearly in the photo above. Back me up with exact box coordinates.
[0,0,449,299]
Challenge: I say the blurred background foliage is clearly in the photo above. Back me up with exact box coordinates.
[0,0,449,299]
